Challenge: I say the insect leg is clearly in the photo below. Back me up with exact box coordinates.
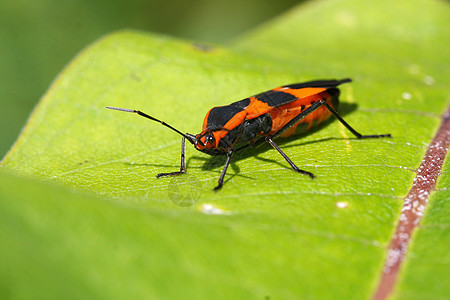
[157,136,187,178]
[319,101,391,138]
[272,100,391,139]
[214,148,234,191]
[265,137,314,178]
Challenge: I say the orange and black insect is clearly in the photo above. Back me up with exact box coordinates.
[107,78,391,190]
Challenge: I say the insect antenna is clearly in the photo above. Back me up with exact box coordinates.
[106,106,195,144]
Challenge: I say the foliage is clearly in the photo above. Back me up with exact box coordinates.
[1,0,449,298]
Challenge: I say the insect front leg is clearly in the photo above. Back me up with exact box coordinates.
[157,136,187,178]
[214,148,234,191]
[265,137,314,179]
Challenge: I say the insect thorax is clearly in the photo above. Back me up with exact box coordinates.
[219,113,272,149]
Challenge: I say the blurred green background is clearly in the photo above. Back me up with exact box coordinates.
[0,0,302,158]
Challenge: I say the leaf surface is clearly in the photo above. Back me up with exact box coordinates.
[1,0,449,298]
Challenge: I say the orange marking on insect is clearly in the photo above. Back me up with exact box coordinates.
[268,91,334,137]
[273,86,328,99]
[107,78,391,190]
[245,97,273,118]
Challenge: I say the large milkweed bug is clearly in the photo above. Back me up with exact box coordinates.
[107,78,391,190]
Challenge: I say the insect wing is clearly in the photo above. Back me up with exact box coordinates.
[244,79,350,119]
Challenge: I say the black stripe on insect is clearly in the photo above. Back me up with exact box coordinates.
[107,78,391,191]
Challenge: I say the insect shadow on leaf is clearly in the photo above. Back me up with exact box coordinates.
[107,79,391,191]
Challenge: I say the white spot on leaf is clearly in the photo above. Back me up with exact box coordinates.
[402,92,412,100]
[423,75,435,85]
[336,201,348,209]
[200,204,230,215]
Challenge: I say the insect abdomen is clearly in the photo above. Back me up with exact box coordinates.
[268,89,339,137]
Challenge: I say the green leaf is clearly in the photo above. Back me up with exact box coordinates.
[1,0,449,298]
[392,156,450,300]
[0,0,301,157]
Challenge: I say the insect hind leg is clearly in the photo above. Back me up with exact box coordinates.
[319,101,391,139]
[271,100,391,140]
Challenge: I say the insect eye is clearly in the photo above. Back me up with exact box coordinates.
[205,134,215,145]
